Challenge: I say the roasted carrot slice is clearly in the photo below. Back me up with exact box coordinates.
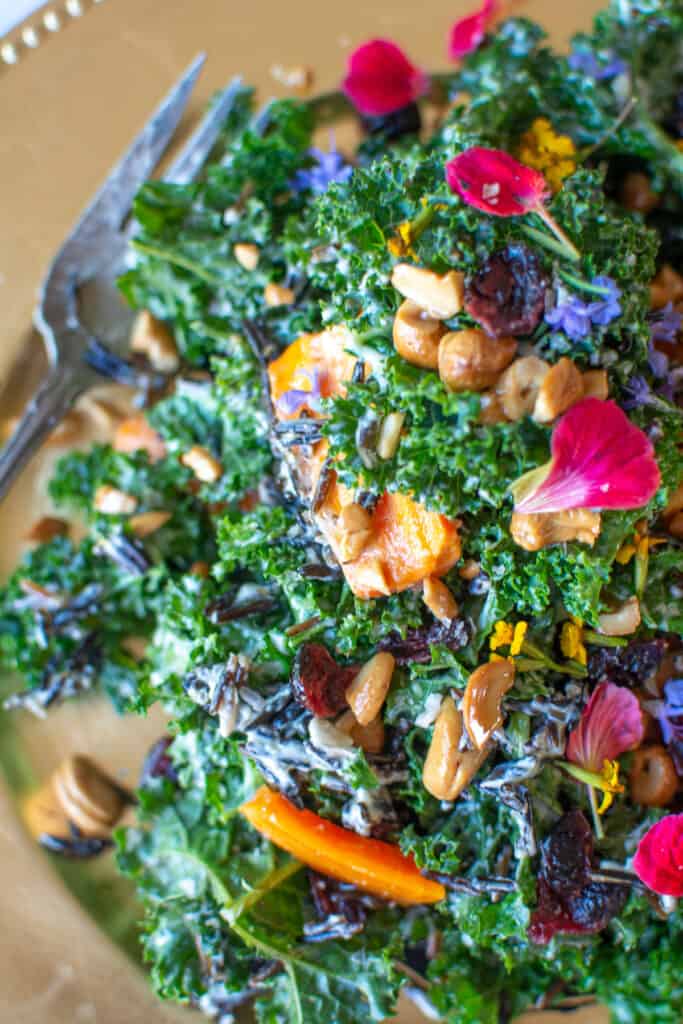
[267,325,359,416]
[241,786,445,905]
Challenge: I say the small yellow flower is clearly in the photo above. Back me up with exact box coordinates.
[490,620,514,651]
[597,758,624,815]
[517,117,577,193]
[616,527,666,565]
[510,621,528,656]
[560,617,587,666]
[387,220,417,259]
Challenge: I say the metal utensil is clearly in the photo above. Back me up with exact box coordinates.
[0,61,244,500]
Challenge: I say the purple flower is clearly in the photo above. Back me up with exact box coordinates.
[290,144,353,195]
[568,49,627,81]
[649,302,682,345]
[646,679,683,776]
[622,374,654,410]
[276,368,322,417]
[586,276,622,326]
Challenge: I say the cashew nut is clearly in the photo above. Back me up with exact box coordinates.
[581,369,609,400]
[495,355,550,421]
[346,652,395,725]
[462,660,516,749]
[629,745,678,807]
[597,596,641,637]
[391,264,465,319]
[533,357,584,423]
[422,696,490,801]
[423,576,459,622]
[510,508,601,551]
[438,329,517,392]
[337,502,373,562]
[392,299,445,369]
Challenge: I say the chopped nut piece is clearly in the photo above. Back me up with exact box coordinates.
[391,264,465,319]
[532,357,584,423]
[128,510,172,538]
[113,414,167,462]
[270,63,314,93]
[496,355,550,420]
[650,264,683,310]
[478,391,508,424]
[423,576,459,622]
[629,745,678,807]
[438,329,517,392]
[180,445,223,483]
[346,652,395,725]
[337,710,387,755]
[376,412,405,460]
[24,517,68,544]
[510,508,601,551]
[189,560,211,577]
[422,696,490,801]
[233,242,260,270]
[121,635,148,661]
[392,299,445,369]
[462,661,516,749]
[93,485,138,516]
[619,171,660,214]
[597,596,641,637]
[337,501,373,562]
[264,282,295,307]
[458,559,481,580]
[582,368,609,400]
[130,310,179,373]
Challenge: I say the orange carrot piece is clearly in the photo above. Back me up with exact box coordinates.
[241,786,445,905]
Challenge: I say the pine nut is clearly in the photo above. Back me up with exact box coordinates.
[93,485,138,515]
[462,661,516,749]
[423,576,459,622]
[234,243,260,270]
[422,696,490,801]
[377,412,405,460]
[180,445,223,483]
[346,652,395,725]
[391,264,465,319]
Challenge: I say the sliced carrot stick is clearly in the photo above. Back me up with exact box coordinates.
[241,786,446,905]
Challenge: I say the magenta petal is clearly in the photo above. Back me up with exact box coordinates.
[566,682,644,772]
[342,39,429,117]
[445,147,549,217]
[633,815,683,897]
[448,0,495,60]
[515,398,661,514]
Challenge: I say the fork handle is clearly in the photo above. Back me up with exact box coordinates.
[0,364,86,501]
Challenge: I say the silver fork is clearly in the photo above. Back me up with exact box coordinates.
[0,59,244,501]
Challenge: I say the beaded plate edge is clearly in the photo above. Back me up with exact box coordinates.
[1,0,106,70]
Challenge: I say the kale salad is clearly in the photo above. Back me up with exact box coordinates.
[2,1,683,1021]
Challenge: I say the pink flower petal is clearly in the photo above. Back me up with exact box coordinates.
[514,398,661,514]
[633,814,683,897]
[448,0,495,60]
[567,682,644,773]
[445,147,549,217]
[342,39,430,117]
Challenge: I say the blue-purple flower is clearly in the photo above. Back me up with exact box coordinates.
[545,276,621,340]
[646,679,683,775]
[290,144,353,195]
[568,49,627,81]
[276,368,323,417]
[649,302,682,345]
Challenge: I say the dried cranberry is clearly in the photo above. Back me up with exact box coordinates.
[465,244,547,338]
[541,809,592,898]
[378,617,470,665]
[565,881,629,932]
[528,877,584,945]
[587,639,666,688]
[291,643,355,718]
[139,736,178,787]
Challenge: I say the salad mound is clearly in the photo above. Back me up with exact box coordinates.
[2,1,683,1021]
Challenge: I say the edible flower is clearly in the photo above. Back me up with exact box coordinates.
[445,147,580,260]
[448,0,495,61]
[633,814,683,897]
[290,142,353,194]
[560,617,587,667]
[615,523,666,566]
[276,368,322,418]
[342,39,429,117]
[511,399,661,516]
[644,678,683,775]
[649,303,682,346]
[490,619,527,658]
[568,48,627,81]
[517,118,576,193]
[545,276,621,340]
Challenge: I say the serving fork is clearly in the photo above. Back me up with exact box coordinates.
[0,58,244,501]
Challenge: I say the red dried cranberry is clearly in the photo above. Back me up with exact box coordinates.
[528,877,584,944]
[291,643,356,718]
[465,243,547,338]
[542,809,593,898]
[139,736,178,787]
[565,881,629,932]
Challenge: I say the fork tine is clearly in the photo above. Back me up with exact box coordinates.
[52,54,206,262]
[163,77,245,186]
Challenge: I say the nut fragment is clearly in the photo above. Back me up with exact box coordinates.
[346,652,395,725]
[597,596,641,637]
[438,329,517,392]
[458,559,480,580]
[93,485,138,516]
[338,502,373,562]
[180,445,223,483]
[532,357,584,423]
[264,282,295,307]
[24,516,69,544]
[113,414,167,462]
[496,355,550,420]
[423,576,459,622]
[478,391,508,424]
[620,171,660,214]
[376,412,405,460]
[128,510,172,538]
[629,745,678,807]
[392,299,445,369]
[234,243,260,270]
[581,369,609,400]
[462,660,516,749]
[391,264,465,319]
[510,509,601,551]
[130,310,179,373]
[650,264,683,309]
[337,710,387,755]
[422,696,490,801]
